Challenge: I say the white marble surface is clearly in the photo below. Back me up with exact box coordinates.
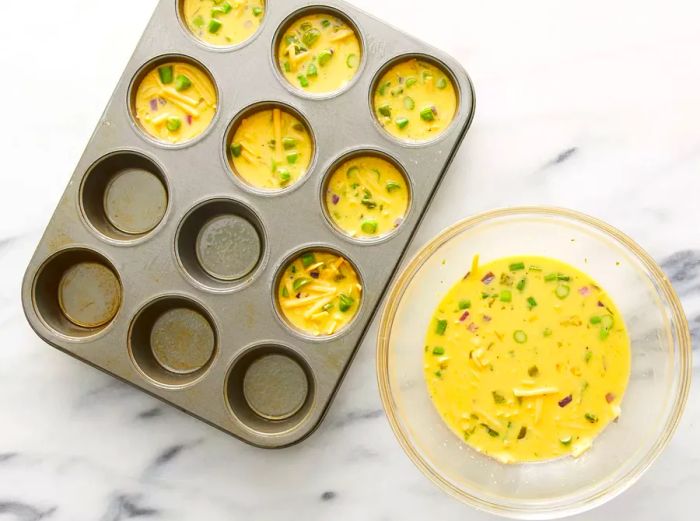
[1,0,698,519]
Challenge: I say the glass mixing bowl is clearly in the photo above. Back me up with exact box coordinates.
[377,207,691,519]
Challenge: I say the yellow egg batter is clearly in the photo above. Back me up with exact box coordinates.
[229,107,313,190]
[134,61,217,144]
[278,251,362,336]
[424,256,630,463]
[373,59,457,142]
[325,156,409,239]
[182,0,265,47]
[278,13,361,94]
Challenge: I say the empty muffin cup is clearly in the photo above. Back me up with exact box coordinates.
[225,344,315,435]
[81,151,168,241]
[176,198,266,291]
[129,295,217,387]
[32,248,122,338]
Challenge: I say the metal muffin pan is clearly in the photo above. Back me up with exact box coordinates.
[21,0,475,448]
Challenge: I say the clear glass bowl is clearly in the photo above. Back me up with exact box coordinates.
[377,207,692,519]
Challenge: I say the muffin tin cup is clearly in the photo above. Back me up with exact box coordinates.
[22,0,475,448]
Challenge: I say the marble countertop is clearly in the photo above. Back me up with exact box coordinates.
[1,0,698,519]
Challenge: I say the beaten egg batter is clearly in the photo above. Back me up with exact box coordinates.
[182,0,265,47]
[278,252,362,336]
[424,256,631,463]
[374,59,457,142]
[278,13,361,94]
[134,61,217,144]
[229,107,313,190]
[325,156,409,239]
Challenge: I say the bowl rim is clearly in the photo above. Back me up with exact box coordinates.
[376,206,692,519]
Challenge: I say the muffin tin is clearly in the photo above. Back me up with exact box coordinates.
[21,0,475,447]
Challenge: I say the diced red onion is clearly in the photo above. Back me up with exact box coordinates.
[310,271,319,279]
[149,99,158,111]
[459,311,470,322]
[605,392,616,403]
[597,300,605,307]
[578,286,591,296]
[331,194,340,205]
[558,395,573,407]
[186,115,193,125]
[481,272,495,284]
[431,105,438,115]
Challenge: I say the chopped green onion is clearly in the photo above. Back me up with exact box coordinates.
[193,16,205,27]
[301,252,316,268]
[378,81,391,96]
[346,53,358,68]
[528,265,542,272]
[208,19,223,33]
[403,96,415,110]
[278,168,291,185]
[492,391,505,404]
[500,290,512,303]
[282,137,297,150]
[378,104,391,117]
[307,63,318,77]
[432,346,445,356]
[590,315,602,325]
[391,87,404,97]
[585,350,593,363]
[458,299,471,310]
[557,274,571,281]
[166,117,181,132]
[281,286,289,298]
[544,273,557,282]
[513,330,528,344]
[420,107,435,121]
[516,278,526,291]
[253,6,263,16]
[509,262,525,271]
[293,278,310,291]
[361,220,378,234]
[599,328,610,340]
[386,181,401,193]
[584,413,599,424]
[526,296,538,309]
[286,151,299,164]
[297,74,309,88]
[321,19,331,28]
[436,77,448,89]
[395,117,409,129]
[230,143,242,158]
[560,436,572,446]
[600,315,614,329]
[435,319,448,335]
[338,293,354,312]
[211,3,231,17]
[482,424,499,437]
[555,284,570,299]
[517,426,527,439]
[318,49,333,66]
[158,66,173,84]
[405,77,417,88]
[302,29,321,47]
[174,74,192,92]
